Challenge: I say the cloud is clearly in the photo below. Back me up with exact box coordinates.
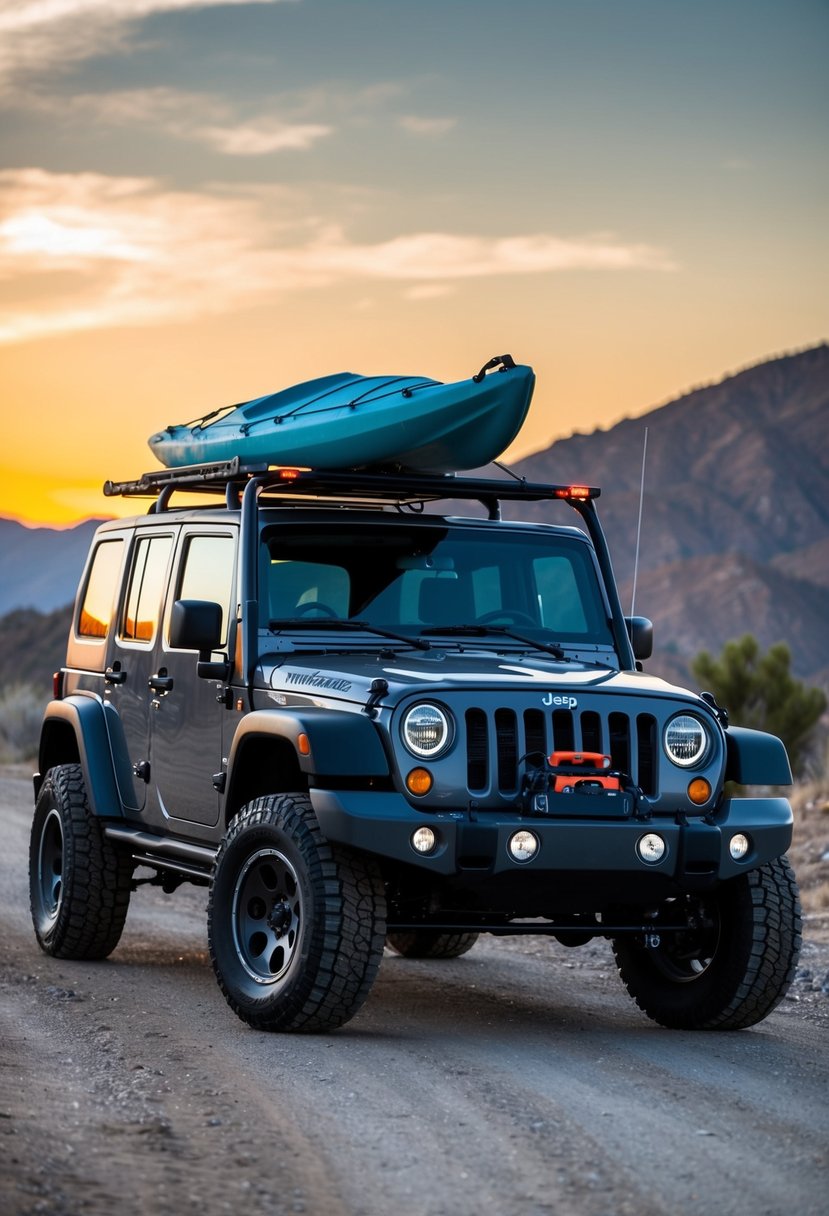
[47,87,332,156]
[399,115,457,137]
[0,168,677,344]
[199,120,331,155]
[0,0,290,88]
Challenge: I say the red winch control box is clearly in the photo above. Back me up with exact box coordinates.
[547,751,621,793]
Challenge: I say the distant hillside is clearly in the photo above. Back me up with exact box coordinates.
[0,605,73,696]
[513,344,829,687]
[0,518,101,614]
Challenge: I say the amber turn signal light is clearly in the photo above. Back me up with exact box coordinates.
[687,778,711,805]
[406,768,433,796]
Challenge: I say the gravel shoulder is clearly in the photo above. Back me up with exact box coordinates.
[2,769,827,1216]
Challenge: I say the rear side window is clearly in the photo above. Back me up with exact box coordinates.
[122,535,173,643]
[78,540,125,638]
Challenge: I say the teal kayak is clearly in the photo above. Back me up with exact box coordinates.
[148,356,535,473]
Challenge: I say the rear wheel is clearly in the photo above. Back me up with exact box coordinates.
[208,792,386,1032]
[29,764,132,960]
[612,857,801,1030]
[386,930,479,959]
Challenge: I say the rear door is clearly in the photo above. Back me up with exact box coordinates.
[106,528,177,812]
[146,528,237,829]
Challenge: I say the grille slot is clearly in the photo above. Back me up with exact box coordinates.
[608,712,630,775]
[466,708,488,791]
[636,713,657,794]
[552,709,574,752]
[495,708,518,791]
[523,709,547,764]
[581,710,602,753]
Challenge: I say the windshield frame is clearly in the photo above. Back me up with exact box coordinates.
[256,513,616,658]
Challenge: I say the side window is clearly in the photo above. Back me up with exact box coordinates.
[173,534,236,646]
[121,535,173,643]
[78,539,125,638]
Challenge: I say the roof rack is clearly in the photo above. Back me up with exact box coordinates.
[105,459,631,675]
[103,458,600,518]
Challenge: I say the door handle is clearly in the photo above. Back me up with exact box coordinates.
[105,666,127,685]
[148,672,174,694]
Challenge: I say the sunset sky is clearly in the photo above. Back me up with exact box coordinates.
[1,0,826,526]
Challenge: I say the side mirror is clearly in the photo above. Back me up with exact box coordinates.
[170,599,228,679]
[625,615,653,662]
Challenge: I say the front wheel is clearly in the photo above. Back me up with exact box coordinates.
[612,857,801,1030]
[29,764,133,959]
[208,793,386,1032]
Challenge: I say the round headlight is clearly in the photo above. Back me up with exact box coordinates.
[664,714,708,768]
[401,703,453,758]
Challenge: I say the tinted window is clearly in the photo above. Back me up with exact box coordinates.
[122,535,173,643]
[173,534,236,646]
[78,539,124,638]
[261,523,611,643]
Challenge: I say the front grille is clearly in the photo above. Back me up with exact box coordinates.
[465,706,658,797]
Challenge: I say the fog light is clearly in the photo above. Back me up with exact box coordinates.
[508,830,539,863]
[637,833,667,864]
[411,826,437,854]
[687,777,711,805]
[729,833,750,861]
[406,768,433,796]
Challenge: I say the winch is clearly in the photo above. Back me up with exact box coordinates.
[522,750,638,818]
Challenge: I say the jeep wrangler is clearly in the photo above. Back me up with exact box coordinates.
[30,461,801,1032]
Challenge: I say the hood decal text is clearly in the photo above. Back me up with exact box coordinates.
[283,670,353,693]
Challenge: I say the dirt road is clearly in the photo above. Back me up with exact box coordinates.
[2,769,827,1216]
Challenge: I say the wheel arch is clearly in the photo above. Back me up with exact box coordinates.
[223,708,389,825]
[37,697,124,818]
[724,726,793,786]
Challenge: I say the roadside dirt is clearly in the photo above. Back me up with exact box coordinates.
[2,768,827,1216]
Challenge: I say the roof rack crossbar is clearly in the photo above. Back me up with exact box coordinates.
[103,462,600,507]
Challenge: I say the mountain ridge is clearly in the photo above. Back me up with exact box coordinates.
[512,342,829,685]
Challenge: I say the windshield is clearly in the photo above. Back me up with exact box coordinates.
[259,521,613,649]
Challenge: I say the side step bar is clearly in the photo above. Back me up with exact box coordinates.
[105,824,217,878]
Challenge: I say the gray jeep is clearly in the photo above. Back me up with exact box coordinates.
[30,462,800,1032]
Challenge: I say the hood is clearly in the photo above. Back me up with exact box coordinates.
[257,647,699,709]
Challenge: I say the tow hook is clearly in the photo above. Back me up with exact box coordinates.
[644,934,662,949]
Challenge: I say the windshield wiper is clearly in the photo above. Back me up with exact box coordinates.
[268,618,431,651]
[420,623,566,660]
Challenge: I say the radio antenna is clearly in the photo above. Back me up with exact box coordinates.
[630,426,649,616]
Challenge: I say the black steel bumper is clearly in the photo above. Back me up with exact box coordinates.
[310,790,793,882]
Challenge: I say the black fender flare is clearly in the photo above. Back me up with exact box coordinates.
[224,707,389,802]
[724,726,793,786]
[37,695,128,818]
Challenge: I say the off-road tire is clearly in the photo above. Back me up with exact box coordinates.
[386,930,479,959]
[612,857,801,1030]
[29,764,133,960]
[208,792,387,1032]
